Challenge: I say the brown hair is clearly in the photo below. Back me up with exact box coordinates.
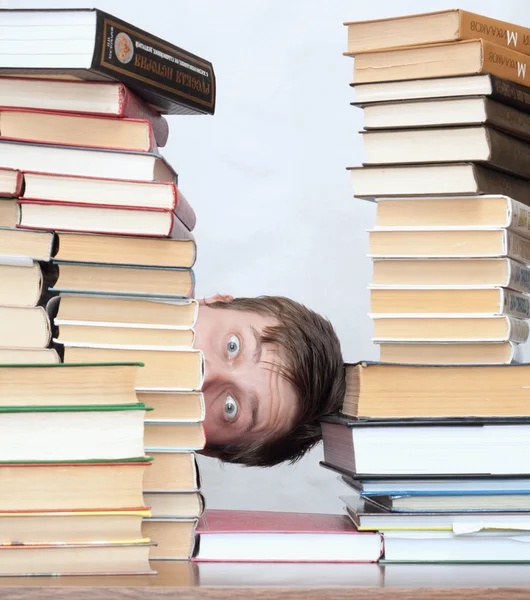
[205,296,345,467]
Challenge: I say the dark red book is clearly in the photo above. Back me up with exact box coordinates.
[194,510,383,563]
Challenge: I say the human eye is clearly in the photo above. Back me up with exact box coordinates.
[226,334,241,359]
[224,394,239,422]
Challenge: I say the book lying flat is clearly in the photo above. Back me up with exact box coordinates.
[0,262,44,307]
[344,10,530,56]
[143,451,200,492]
[0,348,59,364]
[139,392,205,423]
[0,76,169,146]
[142,518,197,560]
[144,492,204,519]
[341,361,530,419]
[194,510,383,563]
[144,422,206,452]
[0,305,50,349]
[0,459,150,511]
[0,227,54,261]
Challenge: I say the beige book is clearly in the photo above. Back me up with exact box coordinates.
[144,492,204,519]
[142,519,196,560]
[144,423,205,452]
[143,452,199,492]
[138,391,205,422]
[0,305,50,349]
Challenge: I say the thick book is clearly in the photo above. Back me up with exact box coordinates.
[361,97,530,137]
[0,404,147,462]
[139,391,205,423]
[144,492,204,519]
[0,509,150,545]
[0,198,17,228]
[362,126,530,180]
[353,39,530,87]
[321,414,530,477]
[0,348,59,364]
[371,258,530,294]
[368,228,530,261]
[0,542,154,576]
[194,510,383,563]
[49,262,194,299]
[0,362,140,407]
[0,139,176,182]
[0,76,169,146]
[341,361,530,419]
[61,347,204,391]
[50,295,198,329]
[0,459,149,511]
[349,163,530,201]
[23,172,196,231]
[144,422,206,452]
[378,341,521,365]
[0,227,54,261]
[0,167,22,196]
[54,232,196,268]
[0,8,215,115]
[344,10,530,55]
[0,260,45,307]
[351,74,530,112]
[142,518,197,560]
[0,108,155,152]
[143,451,200,492]
[372,314,529,344]
[375,196,530,236]
[0,305,50,349]
[370,287,530,318]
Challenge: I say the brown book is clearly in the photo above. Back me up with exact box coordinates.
[144,423,206,452]
[349,163,530,201]
[341,361,530,418]
[378,341,520,365]
[143,452,200,492]
[142,519,197,560]
[144,492,204,519]
[345,10,530,55]
[353,40,530,87]
[362,126,530,180]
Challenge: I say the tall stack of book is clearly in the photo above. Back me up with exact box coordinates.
[0,8,214,567]
[345,9,530,365]
[0,362,154,576]
[319,9,530,565]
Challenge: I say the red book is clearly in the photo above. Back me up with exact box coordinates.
[0,76,169,147]
[194,510,383,563]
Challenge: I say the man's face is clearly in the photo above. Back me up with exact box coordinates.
[193,299,298,447]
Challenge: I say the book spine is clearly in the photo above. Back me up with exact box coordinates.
[506,230,530,264]
[484,98,530,141]
[92,10,215,115]
[169,215,196,243]
[174,189,196,232]
[488,127,530,180]
[508,198,530,240]
[502,288,530,318]
[481,39,530,88]
[120,85,169,147]
[472,164,530,203]
[490,75,530,114]
[507,258,530,293]
[459,12,530,56]
[507,317,530,344]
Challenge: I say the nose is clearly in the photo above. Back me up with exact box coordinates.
[201,356,229,392]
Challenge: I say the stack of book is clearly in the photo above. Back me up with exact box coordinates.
[0,7,214,567]
[345,9,530,365]
[0,362,154,576]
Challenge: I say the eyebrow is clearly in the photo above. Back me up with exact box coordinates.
[250,325,263,364]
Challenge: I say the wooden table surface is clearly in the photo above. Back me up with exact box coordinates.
[1,562,530,599]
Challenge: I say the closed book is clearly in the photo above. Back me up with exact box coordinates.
[18,200,183,238]
[0,261,45,307]
[0,140,176,182]
[362,126,530,180]
[0,348,59,364]
[0,198,16,228]
[0,405,147,462]
[375,196,530,236]
[368,229,530,261]
[372,315,529,344]
[62,347,204,391]
[143,452,200,492]
[0,362,140,407]
[144,492,204,519]
[0,9,215,116]
[24,172,196,231]
[49,262,194,299]
[50,296,198,328]
[371,259,530,293]
[361,97,530,138]
[0,459,149,511]
[138,392,205,423]
[144,422,205,452]
[0,167,22,196]
[0,227,54,261]
[353,39,530,87]
[349,163,530,201]
[345,10,530,55]
[342,361,530,419]
[142,518,197,560]
[0,305,50,348]
[321,415,530,477]
[0,109,155,152]
[54,232,196,268]
[194,510,383,563]
[378,341,521,365]
[0,76,169,146]
[0,542,154,576]
[370,288,530,318]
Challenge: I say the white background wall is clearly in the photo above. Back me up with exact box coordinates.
[8,0,530,512]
